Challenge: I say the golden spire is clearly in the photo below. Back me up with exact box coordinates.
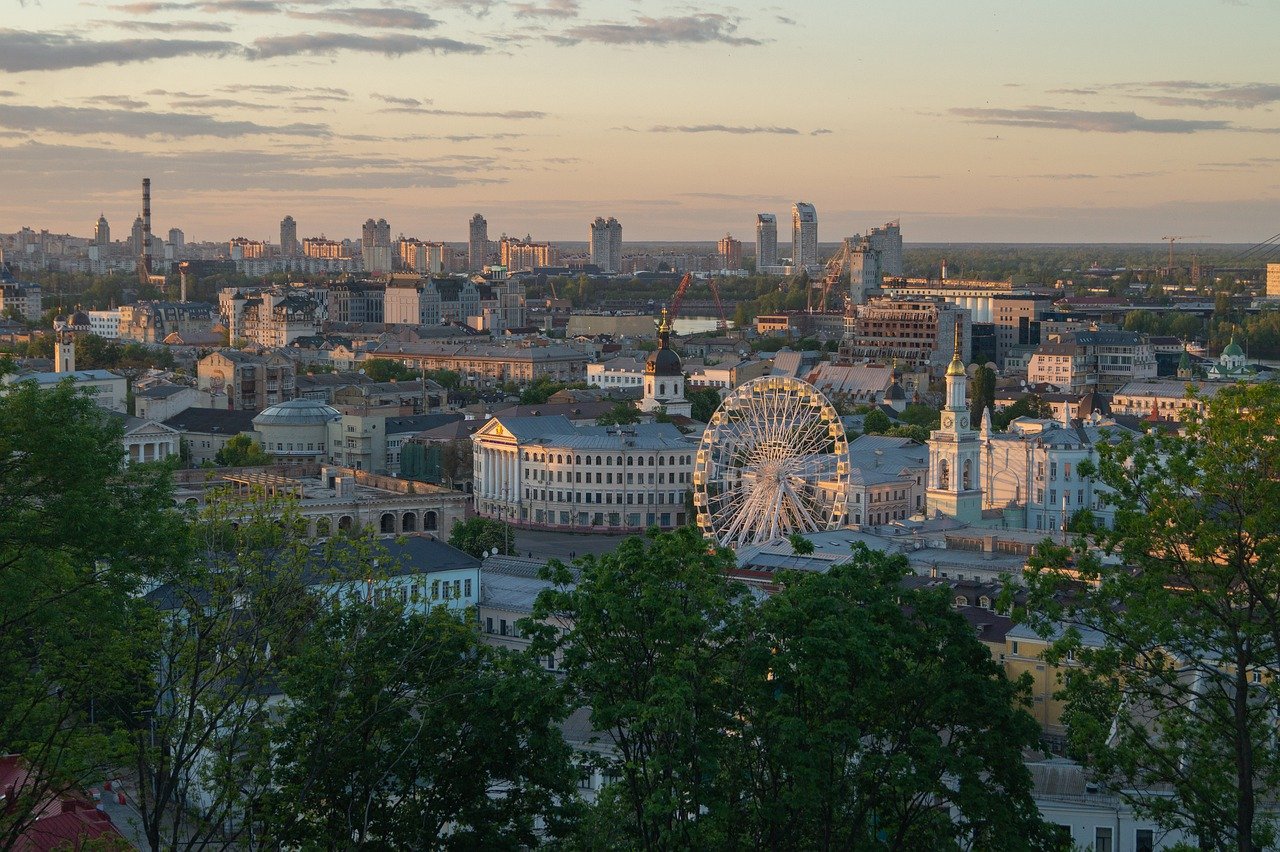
[946,316,966,377]
[657,306,670,335]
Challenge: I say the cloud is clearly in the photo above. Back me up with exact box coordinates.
[287,7,441,30]
[0,91,16,97]
[97,19,234,33]
[92,95,149,109]
[0,141,509,194]
[650,124,800,135]
[950,106,1239,133]
[114,0,279,12]
[373,94,429,107]
[809,128,832,136]
[1046,88,1098,96]
[559,14,762,46]
[775,15,795,25]
[248,32,484,59]
[221,84,352,100]
[378,107,546,119]
[0,29,239,72]
[0,104,328,138]
[511,0,578,18]
[1130,81,1280,109]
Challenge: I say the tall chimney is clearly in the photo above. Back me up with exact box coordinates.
[179,261,188,302]
[940,258,948,281]
[140,177,152,281]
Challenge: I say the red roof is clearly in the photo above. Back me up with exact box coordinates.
[0,756,127,851]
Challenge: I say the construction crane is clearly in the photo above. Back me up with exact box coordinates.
[817,242,850,313]
[1161,235,1208,277]
[665,272,729,331]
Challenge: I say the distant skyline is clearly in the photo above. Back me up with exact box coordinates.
[1,0,1278,243]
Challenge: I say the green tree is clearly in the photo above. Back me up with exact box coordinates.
[862,407,892,434]
[992,395,1054,430]
[721,546,1058,850]
[688,387,722,422]
[899,402,941,430]
[0,380,185,845]
[213,433,272,467]
[362,358,416,382]
[1023,383,1280,850]
[970,365,996,421]
[447,516,514,558]
[595,401,641,426]
[262,590,580,848]
[126,495,320,850]
[529,528,754,850]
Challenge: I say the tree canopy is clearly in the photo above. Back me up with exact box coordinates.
[1023,383,1280,850]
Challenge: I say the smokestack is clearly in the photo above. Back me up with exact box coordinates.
[140,177,152,281]
[940,258,948,281]
[179,261,188,303]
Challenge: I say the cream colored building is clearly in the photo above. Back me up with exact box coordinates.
[472,414,694,533]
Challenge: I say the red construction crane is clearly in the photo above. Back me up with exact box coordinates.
[666,272,729,331]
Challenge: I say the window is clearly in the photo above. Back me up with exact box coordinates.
[431,580,439,599]
[1094,827,1112,852]
[1135,829,1154,852]
[464,578,472,597]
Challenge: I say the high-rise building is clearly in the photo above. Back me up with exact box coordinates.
[167,228,184,250]
[1267,263,1280,299]
[717,234,742,270]
[130,215,145,258]
[588,216,623,273]
[867,220,903,277]
[280,215,298,257]
[94,214,110,246]
[468,214,488,271]
[846,236,881,306]
[361,218,392,274]
[756,213,778,268]
[792,202,818,268]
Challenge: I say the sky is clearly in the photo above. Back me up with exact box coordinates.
[1,0,1278,244]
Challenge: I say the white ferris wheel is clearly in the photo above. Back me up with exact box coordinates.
[693,376,849,549]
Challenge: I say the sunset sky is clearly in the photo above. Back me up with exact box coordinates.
[2,0,1278,243]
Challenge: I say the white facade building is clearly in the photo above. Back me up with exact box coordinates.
[472,414,695,533]
[87,308,121,339]
[588,216,622,273]
[791,202,818,268]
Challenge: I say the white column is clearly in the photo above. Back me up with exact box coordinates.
[505,450,514,502]
[484,448,493,499]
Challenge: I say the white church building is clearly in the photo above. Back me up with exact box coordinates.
[927,321,1136,532]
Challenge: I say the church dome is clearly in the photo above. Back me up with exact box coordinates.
[1222,337,1245,358]
[253,398,340,427]
[645,346,683,377]
[885,380,906,401]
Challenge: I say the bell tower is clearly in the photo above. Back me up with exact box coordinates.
[926,318,982,524]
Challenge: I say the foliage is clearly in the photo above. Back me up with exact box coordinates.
[0,380,185,846]
[722,546,1058,850]
[125,496,320,850]
[970,365,996,421]
[862,408,892,434]
[362,358,417,382]
[687,386,722,423]
[531,530,1057,850]
[447,516,514,558]
[899,401,940,430]
[883,424,930,442]
[262,594,579,848]
[529,527,754,850]
[992,395,1054,430]
[213,433,272,467]
[76,335,176,371]
[595,401,640,426]
[518,374,588,405]
[1022,383,1280,850]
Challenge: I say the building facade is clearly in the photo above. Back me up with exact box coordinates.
[472,415,694,533]
[926,333,983,524]
[866,220,903,278]
[499,236,559,272]
[280,215,298,257]
[588,216,622,273]
[791,202,818,268]
[197,350,297,411]
[840,297,971,375]
[118,301,215,344]
[365,342,586,383]
[755,213,778,269]
[468,213,488,271]
[717,234,742,270]
[1028,330,1157,392]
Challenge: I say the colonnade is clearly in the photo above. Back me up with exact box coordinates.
[477,446,519,503]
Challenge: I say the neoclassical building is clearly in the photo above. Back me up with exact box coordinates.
[639,310,692,417]
[472,414,695,533]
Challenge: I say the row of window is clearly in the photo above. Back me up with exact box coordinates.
[520,451,692,466]
[525,489,683,506]
[528,468,689,485]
